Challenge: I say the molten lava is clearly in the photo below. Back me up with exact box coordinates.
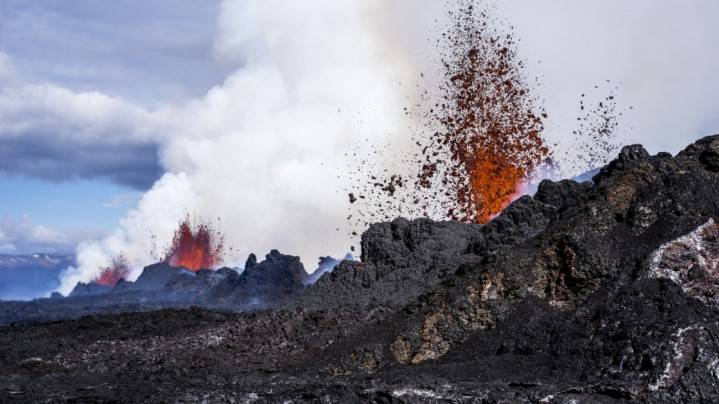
[95,256,129,287]
[468,154,526,223]
[164,216,224,271]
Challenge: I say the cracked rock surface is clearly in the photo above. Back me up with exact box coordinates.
[2,135,719,402]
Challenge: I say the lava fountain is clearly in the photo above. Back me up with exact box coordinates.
[427,2,550,223]
[95,256,130,287]
[348,1,551,228]
[164,216,225,271]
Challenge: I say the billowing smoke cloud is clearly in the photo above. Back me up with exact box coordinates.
[58,0,428,293]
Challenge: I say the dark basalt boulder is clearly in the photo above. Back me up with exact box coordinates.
[534,178,592,210]
[298,218,487,310]
[240,250,307,289]
[245,253,257,269]
[699,137,719,172]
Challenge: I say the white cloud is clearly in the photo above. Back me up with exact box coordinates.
[0,83,158,141]
[0,0,227,104]
[0,83,164,188]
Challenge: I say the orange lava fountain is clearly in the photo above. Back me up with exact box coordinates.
[95,256,130,287]
[423,2,550,223]
[468,154,527,223]
[164,216,224,271]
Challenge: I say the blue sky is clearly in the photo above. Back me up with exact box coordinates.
[0,0,225,254]
[0,175,141,254]
[0,175,137,229]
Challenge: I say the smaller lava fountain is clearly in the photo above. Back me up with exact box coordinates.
[164,216,225,271]
[95,256,130,287]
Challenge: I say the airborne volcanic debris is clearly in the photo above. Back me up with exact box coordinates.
[347,0,551,234]
[556,82,629,177]
[346,2,630,241]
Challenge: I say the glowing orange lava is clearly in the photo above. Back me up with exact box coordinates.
[95,256,129,287]
[164,216,224,271]
[468,154,526,223]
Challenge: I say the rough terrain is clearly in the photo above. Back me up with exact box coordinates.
[2,136,719,403]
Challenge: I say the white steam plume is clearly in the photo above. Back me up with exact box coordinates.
[58,0,432,294]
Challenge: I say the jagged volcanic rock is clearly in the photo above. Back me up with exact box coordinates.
[213,249,309,308]
[236,250,307,292]
[68,282,112,297]
[1,136,719,402]
[299,195,555,311]
[115,262,182,292]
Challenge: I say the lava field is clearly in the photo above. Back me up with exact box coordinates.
[1,136,718,402]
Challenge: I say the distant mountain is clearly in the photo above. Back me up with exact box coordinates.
[0,253,74,301]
